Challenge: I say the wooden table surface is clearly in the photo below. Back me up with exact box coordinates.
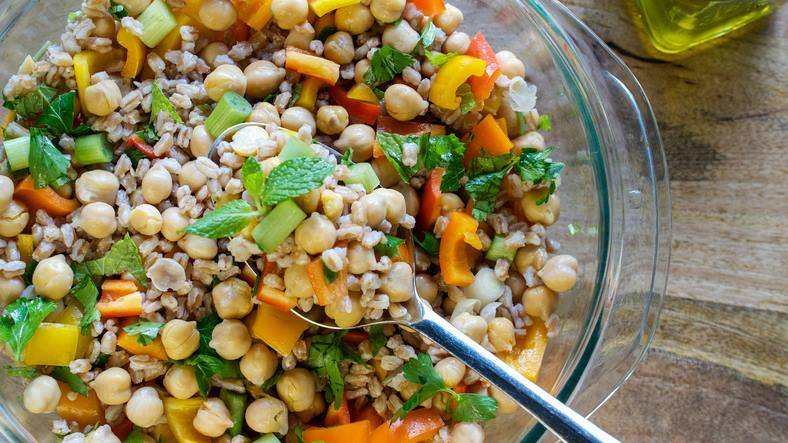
[556,2,788,442]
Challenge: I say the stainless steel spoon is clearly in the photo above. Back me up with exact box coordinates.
[209,122,618,443]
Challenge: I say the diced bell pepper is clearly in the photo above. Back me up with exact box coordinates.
[285,49,341,85]
[23,322,79,366]
[499,319,549,381]
[250,303,310,355]
[464,114,513,164]
[164,397,211,443]
[439,211,481,286]
[57,382,104,428]
[117,27,147,79]
[428,55,486,110]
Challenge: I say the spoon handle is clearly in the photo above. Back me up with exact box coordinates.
[412,309,618,443]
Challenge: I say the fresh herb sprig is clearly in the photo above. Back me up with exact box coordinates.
[182,314,242,397]
[0,297,57,360]
[307,332,363,409]
[123,319,164,346]
[363,46,415,87]
[51,366,89,397]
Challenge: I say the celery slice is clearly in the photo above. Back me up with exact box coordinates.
[485,235,517,262]
[252,199,307,253]
[74,133,113,165]
[4,136,30,171]
[344,163,380,193]
[278,136,314,160]
[138,0,177,48]
[205,92,252,137]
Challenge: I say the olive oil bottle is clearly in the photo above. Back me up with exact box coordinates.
[635,0,781,53]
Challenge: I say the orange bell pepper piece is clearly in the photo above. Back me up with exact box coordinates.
[329,86,380,125]
[376,115,445,136]
[286,49,340,85]
[117,327,168,360]
[13,175,79,217]
[96,292,143,318]
[100,279,142,299]
[228,19,250,42]
[57,382,104,427]
[465,32,501,102]
[250,303,310,356]
[295,76,326,111]
[428,55,486,110]
[303,420,372,443]
[411,0,445,16]
[464,114,513,165]
[370,420,405,443]
[117,27,147,79]
[499,319,549,381]
[230,0,274,30]
[395,408,444,443]
[306,256,348,306]
[256,284,298,312]
[439,211,481,286]
[355,404,384,429]
[417,167,443,229]
[324,393,352,426]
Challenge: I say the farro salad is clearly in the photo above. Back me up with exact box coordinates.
[0,0,577,441]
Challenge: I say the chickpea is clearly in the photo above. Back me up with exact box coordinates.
[440,192,464,214]
[283,264,314,299]
[382,20,420,53]
[200,42,230,69]
[199,0,237,31]
[193,398,233,437]
[190,125,213,157]
[443,31,470,54]
[141,165,173,205]
[276,368,316,412]
[23,375,60,414]
[370,0,405,23]
[384,84,427,121]
[435,4,463,34]
[296,392,325,423]
[240,343,278,385]
[286,26,314,50]
[415,274,438,303]
[205,64,247,102]
[316,105,349,135]
[33,254,73,300]
[179,161,208,192]
[522,285,557,321]
[450,422,484,443]
[161,207,189,241]
[393,182,419,217]
[85,79,121,116]
[325,294,365,327]
[451,312,487,343]
[0,277,24,307]
[212,277,253,319]
[93,17,116,38]
[371,156,400,187]
[514,244,547,273]
[90,367,132,405]
[247,102,281,126]
[347,242,375,275]
[335,124,375,161]
[280,106,316,136]
[294,213,337,254]
[323,32,355,65]
[163,365,199,399]
[294,187,320,213]
[75,170,119,205]
[178,234,218,260]
[244,60,286,99]
[80,202,117,239]
[210,319,252,360]
[116,0,151,16]
[0,199,28,237]
[381,262,414,302]
[512,131,545,152]
[354,59,370,84]
[335,4,374,35]
[360,192,386,226]
[539,255,578,293]
[85,424,121,443]
[126,387,164,428]
[520,188,560,226]
[161,319,200,360]
[0,175,14,213]
[434,357,466,387]
[496,50,526,78]
[320,189,344,220]
[246,396,288,434]
[487,317,516,352]
[271,0,309,29]
[371,188,407,221]
[490,386,519,414]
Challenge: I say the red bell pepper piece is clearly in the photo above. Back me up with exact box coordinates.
[329,87,380,125]
[412,0,446,16]
[465,32,501,102]
[342,330,369,345]
[417,167,443,229]
[324,393,352,426]
[126,134,158,159]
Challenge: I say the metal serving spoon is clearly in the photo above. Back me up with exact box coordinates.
[209,122,618,443]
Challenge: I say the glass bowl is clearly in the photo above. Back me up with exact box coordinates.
[0,0,670,441]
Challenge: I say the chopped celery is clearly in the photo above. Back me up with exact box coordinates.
[252,199,306,253]
[344,163,380,193]
[220,389,246,436]
[4,136,30,171]
[278,136,314,160]
[205,92,252,137]
[137,0,177,48]
[253,435,281,443]
[74,133,113,165]
[486,235,517,262]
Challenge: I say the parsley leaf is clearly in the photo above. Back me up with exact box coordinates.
[465,168,509,221]
[36,90,80,136]
[452,393,499,422]
[263,157,334,206]
[184,314,241,396]
[260,366,283,391]
[3,85,56,119]
[458,84,476,114]
[124,148,146,168]
[29,127,70,189]
[340,148,355,166]
[363,46,415,87]
[241,157,265,207]
[0,297,57,360]
[150,83,183,124]
[516,147,564,205]
[51,366,89,397]
[308,332,362,409]
[322,262,339,284]
[373,234,405,258]
[84,233,147,285]
[538,114,552,131]
[287,82,303,107]
[414,232,439,257]
[424,51,458,67]
[419,20,437,48]
[70,264,100,334]
[124,426,144,443]
[5,365,38,379]
[421,134,465,192]
[368,325,386,356]
[375,132,420,181]
[109,1,128,19]
[135,122,159,144]
[196,313,221,353]
[184,199,258,239]
[22,260,37,286]
[123,319,164,346]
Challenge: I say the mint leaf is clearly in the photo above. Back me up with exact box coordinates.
[123,319,164,346]
[368,325,386,356]
[375,132,420,181]
[196,313,221,353]
[263,157,334,206]
[538,114,552,131]
[308,332,363,409]
[5,365,38,379]
[3,85,56,119]
[458,84,476,114]
[373,234,405,258]
[451,392,498,422]
[414,232,439,257]
[241,157,265,206]
[150,83,183,124]
[36,90,79,136]
[51,366,89,397]
[184,199,258,239]
[363,46,415,87]
[29,127,70,189]
[419,20,437,48]
[70,264,100,334]
[424,51,457,67]
[86,234,147,285]
[0,297,57,360]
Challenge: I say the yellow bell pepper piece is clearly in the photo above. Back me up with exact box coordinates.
[73,50,123,113]
[294,76,326,111]
[49,303,92,358]
[164,397,211,443]
[231,0,274,30]
[117,28,147,79]
[23,322,79,366]
[57,382,104,428]
[428,55,486,110]
[16,233,34,263]
[499,319,548,382]
[285,49,340,86]
[310,0,360,17]
[347,83,378,103]
[251,303,309,356]
[495,117,508,137]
